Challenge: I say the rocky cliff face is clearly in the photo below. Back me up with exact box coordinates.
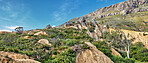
[76,42,114,63]
[0,51,40,63]
[83,0,148,20]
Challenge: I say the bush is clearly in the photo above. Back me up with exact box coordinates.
[65,40,77,46]
[51,49,76,63]
[111,56,135,63]
[81,44,90,50]
[130,43,148,62]
[134,42,144,47]
[92,41,112,57]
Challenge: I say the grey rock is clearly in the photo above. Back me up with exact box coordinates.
[45,24,52,29]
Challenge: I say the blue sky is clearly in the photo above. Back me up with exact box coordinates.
[0,0,126,31]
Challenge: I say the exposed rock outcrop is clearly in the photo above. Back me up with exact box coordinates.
[37,39,51,46]
[88,0,148,19]
[120,29,148,49]
[76,42,114,63]
[86,30,99,41]
[109,28,148,49]
[0,51,40,63]
[63,18,108,41]
[27,29,41,35]
[45,24,52,29]
[23,36,31,39]
[34,31,48,36]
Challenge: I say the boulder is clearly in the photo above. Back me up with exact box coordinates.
[45,24,52,29]
[0,51,40,63]
[64,23,73,28]
[27,29,41,35]
[23,36,31,39]
[120,10,129,15]
[37,39,51,46]
[76,42,114,63]
[34,31,48,36]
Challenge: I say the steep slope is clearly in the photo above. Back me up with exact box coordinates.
[58,0,148,32]
[56,0,148,49]
[109,28,148,48]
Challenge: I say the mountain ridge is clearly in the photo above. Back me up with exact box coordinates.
[57,0,148,29]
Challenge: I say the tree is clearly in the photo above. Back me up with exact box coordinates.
[15,27,23,34]
[111,29,135,58]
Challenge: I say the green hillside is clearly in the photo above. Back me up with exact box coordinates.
[0,28,148,63]
[95,11,148,32]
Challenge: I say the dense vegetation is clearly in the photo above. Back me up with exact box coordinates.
[0,28,91,63]
[0,28,147,63]
[101,30,148,63]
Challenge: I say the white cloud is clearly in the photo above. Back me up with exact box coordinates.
[0,29,11,32]
[54,13,62,21]
[52,25,56,27]
[0,1,30,29]
[5,26,20,30]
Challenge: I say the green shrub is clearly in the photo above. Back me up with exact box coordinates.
[134,42,144,47]
[81,44,90,50]
[130,43,148,62]
[92,41,112,57]
[51,49,76,63]
[111,56,135,63]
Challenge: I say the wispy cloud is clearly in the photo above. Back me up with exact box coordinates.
[0,0,30,31]
[0,29,11,32]
[5,26,20,30]
[53,0,80,22]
